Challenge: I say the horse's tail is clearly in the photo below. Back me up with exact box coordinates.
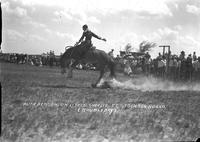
[109,58,116,78]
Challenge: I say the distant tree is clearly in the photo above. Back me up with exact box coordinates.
[139,41,157,53]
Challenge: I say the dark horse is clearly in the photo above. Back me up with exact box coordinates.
[60,46,116,88]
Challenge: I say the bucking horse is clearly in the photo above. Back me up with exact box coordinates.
[60,45,116,88]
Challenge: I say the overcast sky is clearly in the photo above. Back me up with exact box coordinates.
[2,0,200,57]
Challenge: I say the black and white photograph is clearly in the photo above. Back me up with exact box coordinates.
[1,0,200,141]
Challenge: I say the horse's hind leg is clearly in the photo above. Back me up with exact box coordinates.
[109,60,116,79]
[92,66,105,88]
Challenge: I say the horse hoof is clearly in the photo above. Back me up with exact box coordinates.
[91,84,96,88]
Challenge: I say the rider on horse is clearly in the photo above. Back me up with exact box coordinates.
[75,24,107,58]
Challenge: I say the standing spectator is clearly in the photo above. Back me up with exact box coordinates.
[193,52,197,61]
[169,56,178,80]
[157,58,166,78]
[157,52,162,59]
[124,59,132,76]
[115,55,120,61]
[49,50,54,67]
[179,51,185,61]
[192,57,200,81]
[176,58,182,80]
[185,54,193,81]
[145,52,151,59]
[144,52,151,75]
[108,49,114,58]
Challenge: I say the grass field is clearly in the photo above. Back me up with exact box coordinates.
[1,62,200,142]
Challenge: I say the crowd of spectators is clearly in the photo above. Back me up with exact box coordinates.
[1,49,200,81]
[0,50,59,67]
[115,50,200,82]
[0,50,96,70]
[158,51,200,81]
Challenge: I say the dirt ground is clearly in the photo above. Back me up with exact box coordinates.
[1,62,200,142]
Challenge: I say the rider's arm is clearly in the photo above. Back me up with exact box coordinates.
[92,33,106,41]
[91,32,106,41]
[91,32,102,40]
[78,33,85,43]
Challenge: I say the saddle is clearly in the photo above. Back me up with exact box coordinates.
[77,43,96,59]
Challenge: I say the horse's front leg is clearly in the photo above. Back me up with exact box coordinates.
[67,60,79,78]
[67,66,73,78]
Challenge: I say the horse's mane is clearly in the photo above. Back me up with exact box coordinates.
[62,45,82,60]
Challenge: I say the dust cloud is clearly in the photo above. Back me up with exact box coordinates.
[97,76,200,91]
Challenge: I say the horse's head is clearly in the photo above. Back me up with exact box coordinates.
[60,48,69,73]
[60,47,75,74]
